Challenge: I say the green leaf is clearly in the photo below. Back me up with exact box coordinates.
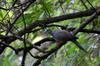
[3,57,12,66]
[66,0,70,4]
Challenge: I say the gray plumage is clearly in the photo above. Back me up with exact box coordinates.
[45,29,87,53]
[51,30,72,41]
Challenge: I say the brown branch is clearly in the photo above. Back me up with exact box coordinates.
[21,50,27,66]
[33,41,66,66]
[18,7,100,36]
[0,42,17,53]
[16,38,55,53]
[67,28,100,34]
[73,9,100,36]
[31,24,100,34]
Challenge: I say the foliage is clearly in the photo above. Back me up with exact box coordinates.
[0,0,100,66]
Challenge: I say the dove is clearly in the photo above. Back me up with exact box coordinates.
[45,29,87,53]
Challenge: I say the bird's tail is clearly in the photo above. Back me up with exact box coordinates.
[72,40,88,53]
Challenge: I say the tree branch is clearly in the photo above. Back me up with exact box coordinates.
[18,7,100,36]
[73,9,100,36]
